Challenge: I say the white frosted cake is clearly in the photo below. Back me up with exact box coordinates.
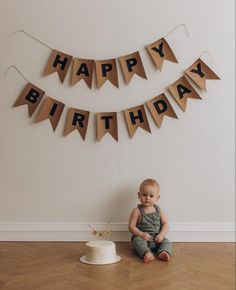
[80,240,121,265]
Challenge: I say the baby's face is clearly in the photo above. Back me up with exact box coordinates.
[138,184,160,207]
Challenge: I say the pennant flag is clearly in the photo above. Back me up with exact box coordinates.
[168,76,202,111]
[146,93,178,127]
[43,49,73,84]
[146,38,178,71]
[71,58,94,89]
[185,58,220,91]
[119,51,147,84]
[35,97,65,131]
[124,105,151,137]
[64,108,90,139]
[13,83,45,117]
[95,59,119,88]
[96,112,118,141]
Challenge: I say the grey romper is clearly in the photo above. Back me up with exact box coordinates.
[132,204,173,258]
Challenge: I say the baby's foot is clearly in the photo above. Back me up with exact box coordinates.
[143,251,155,263]
[157,251,170,261]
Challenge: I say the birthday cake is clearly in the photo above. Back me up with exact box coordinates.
[80,240,121,265]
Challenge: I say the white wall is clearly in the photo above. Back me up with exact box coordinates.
[0,0,235,241]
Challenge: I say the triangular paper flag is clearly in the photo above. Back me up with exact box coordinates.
[35,97,65,131]
[146,93,178,127]
[95,59,119,88]
[185,58,220,91]
[124,105,151,137]
[64,108,90,139]
[71,58,94,89]
[119,51,147,84]
[168,76,202,111]
[13,83,45,117]
[43,49,73,84]
[96,112,118,141]
[146,38,178,71]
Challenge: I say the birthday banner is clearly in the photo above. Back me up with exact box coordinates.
[12,58,220,142]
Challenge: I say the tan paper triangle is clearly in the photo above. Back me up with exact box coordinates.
[95,59,119,88]
[71,58,94,89]
[146,38,178,71]
[168,76,202,111]
[96,112,118,141]
[185,58,220,91]
[13,83,45,117]
[64,108,90,139]
[119,51,147,84]
[146,93,178,127]
[35,97,65,131]
[43,49,73,84]
[124,105,151,137]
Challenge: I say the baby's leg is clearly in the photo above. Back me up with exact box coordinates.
[156,237,173,261]
[132,236,154,262]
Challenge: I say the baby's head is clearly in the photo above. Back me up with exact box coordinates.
[138,178,160,207]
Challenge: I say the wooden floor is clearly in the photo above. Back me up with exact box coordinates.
[0,242,235,290]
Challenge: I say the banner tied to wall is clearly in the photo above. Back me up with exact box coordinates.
[13,58,220,141]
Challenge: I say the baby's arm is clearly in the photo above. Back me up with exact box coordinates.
[128,208,150,240]
[155,208,169,243]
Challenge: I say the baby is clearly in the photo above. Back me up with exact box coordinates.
[128,178,172,263]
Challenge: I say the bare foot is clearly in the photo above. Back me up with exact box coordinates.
[158,251,170,261]
[143,251,155,263]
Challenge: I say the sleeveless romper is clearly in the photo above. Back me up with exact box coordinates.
[132,204,173,258]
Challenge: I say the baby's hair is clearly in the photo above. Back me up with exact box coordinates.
[139,178,160,193]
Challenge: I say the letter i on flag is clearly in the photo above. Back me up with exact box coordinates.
[146,93,178,128]
[96,112,118,141]
[146,38,178,71]
[184,58,220,91]
[35,97,65,131]
[43,49,73,83]
[13,83,45,117]
[123,105,151,137]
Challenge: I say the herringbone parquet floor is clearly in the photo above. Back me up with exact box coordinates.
[0,242,235,290]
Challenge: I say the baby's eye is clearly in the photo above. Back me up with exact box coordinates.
[150,195,154,198]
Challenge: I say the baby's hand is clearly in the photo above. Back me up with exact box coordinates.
[155,234,164,243]
[140,232,151,241]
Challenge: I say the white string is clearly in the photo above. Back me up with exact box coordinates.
[199,51,217,68]
[12,23,189,59]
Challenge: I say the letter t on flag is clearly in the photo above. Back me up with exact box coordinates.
[96,112,118,141]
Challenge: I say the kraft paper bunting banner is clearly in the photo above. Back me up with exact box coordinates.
[119,51,147,84]
[96,112,118,141]
[168,76,202,111]
[64,108,90,139]
[13,83,45,117]
[43,49,73,84]
[35,97,65,131]
[71,58,94,89]
[146,93,178,128]
[146,38,178,71]
[95,59,119,88]
[124,105,151,137]
[184,58,220,91]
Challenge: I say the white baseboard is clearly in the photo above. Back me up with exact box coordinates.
[0,222,235,242]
